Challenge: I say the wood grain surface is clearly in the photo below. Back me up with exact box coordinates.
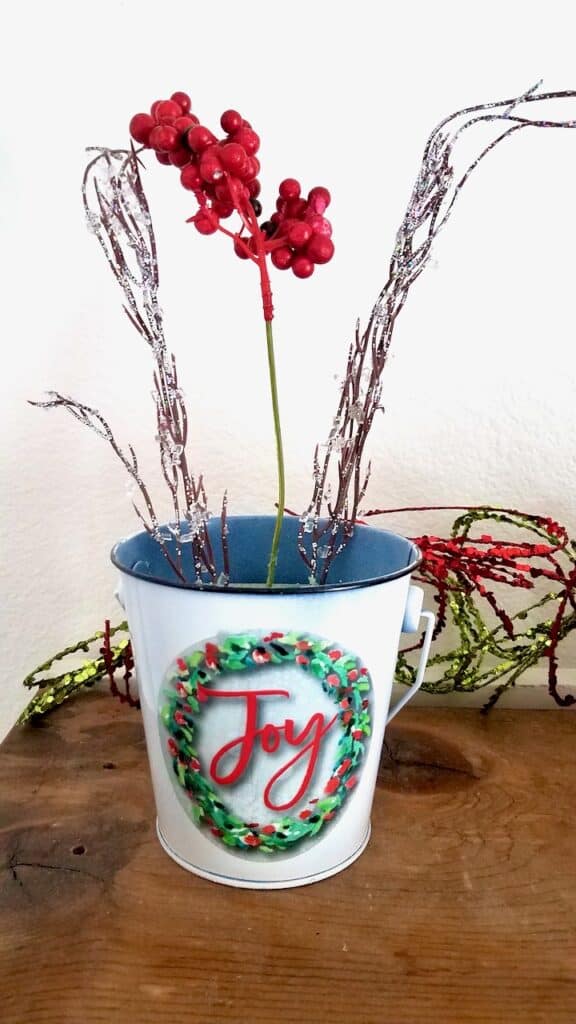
[0,690,575,1023]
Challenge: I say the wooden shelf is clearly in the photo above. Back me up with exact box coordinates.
[1,689,575,1022]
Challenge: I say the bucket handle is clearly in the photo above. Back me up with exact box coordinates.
[386,587,435,725]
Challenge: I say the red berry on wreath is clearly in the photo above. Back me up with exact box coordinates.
[220,108,243,134]
[308,186,331,213]
[171,91,192,114]
[129,113,154,145]
[187,124,217,154]
[279,178,301,200]
[243,834,262,847]
[155,99,182,124]
[219,142,248,174]
[324,776,340,795]
[193,209,220,235]
[149,124,179,153]
[287,221,313,248]
[271,246,293,270]
[352,729,363,740]
[180,163,202,190]
[307,235,335,265]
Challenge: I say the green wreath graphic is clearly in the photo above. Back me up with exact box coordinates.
[160,631,372,853]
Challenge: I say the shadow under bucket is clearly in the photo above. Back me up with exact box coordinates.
[112,515,434,889]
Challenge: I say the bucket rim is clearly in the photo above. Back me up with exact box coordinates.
[110,515,422,595]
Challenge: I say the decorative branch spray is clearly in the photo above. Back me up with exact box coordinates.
[33,82,576,591]
[130,95,335,586]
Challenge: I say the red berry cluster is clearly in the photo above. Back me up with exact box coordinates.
[265,180,334,279]
[128,92,334,282]
[129,92,261,235]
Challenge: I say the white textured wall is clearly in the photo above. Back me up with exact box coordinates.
[3,1,576,737]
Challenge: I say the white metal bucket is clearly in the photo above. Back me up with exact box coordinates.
[112,515,434,889]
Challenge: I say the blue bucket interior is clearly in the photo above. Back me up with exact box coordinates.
[111,515,420,592]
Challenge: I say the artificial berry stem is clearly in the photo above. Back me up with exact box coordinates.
[129,93,334,586]
[264,318,285,587]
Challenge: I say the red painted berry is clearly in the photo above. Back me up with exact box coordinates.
[232,127,260,155]
[187,124,217,154]
[261,824,276,835]
[212,200,234,218]
[149,125,179,152]
[292,255,315,278]
[279,178,301,200]
[169,147,191,167]
[352,729,363,740]
[219,142,248,174]
[213,182,231,203]
[180,163,202,190]
[199,150,223,182]
[155,99,182,124]
[308,186,331,213]
[285,197,308,218]
[324,776,340,795]
[307,235,335,265]
[305,212,332,237]
[171,91,192,114]
[173,114,198,135]
[129,113,154,145]
[220,108,243,134]
[271,246,293,270]
[234,235,251,259]
[246,156,261,177]
[193,209,219,235]
[287,221,313,248]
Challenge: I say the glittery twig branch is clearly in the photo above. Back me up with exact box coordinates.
[302,83,576,582]
[34,147,229,584]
